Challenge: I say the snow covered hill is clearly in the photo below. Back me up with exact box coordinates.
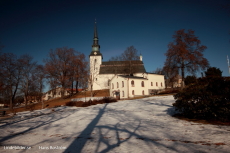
[0,95,229,153]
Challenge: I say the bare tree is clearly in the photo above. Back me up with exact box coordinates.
[19,54,37,108]
[33,65,46,104]
[108,46,142,75]
[72,53,87,95]
[0,53,24,110]
[44,47,87,98]
[44,47,75,97]
[164,29,209,87]
[152,67,163,75]
[121,46,139,61]
[163,65,179,88]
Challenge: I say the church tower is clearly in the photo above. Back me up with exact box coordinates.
[89,20,102,57]
[89,20,103,90]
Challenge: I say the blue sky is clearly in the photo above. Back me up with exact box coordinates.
[1,0,230,77]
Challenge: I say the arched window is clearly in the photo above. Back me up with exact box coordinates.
[122,81,124,87]
[108,80,110,86]
[131,80,134,87]
[161,82,163,87]
[112,83,114,89]
[141,81,144,87]
[142,90,144,95]
[156,82,158,86]
[132,90,135,95]
[122,91,124,97]
[96,78,97,81]
[94,59,97,63]
[151,82,153,86]
[117,82,119,88]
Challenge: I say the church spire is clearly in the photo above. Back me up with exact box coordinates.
[94,19,98,39]
[92,19,100,51]
[90,20,102,58]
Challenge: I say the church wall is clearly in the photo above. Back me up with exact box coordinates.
[93,74,115,90]
[147,74,165,90]
[128,79,148,97]
[110,76,128,99]
[89,55,101,76]
[89,55,102,90]
[109,74,165,99]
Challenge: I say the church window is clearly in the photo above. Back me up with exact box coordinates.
[112,83,114,89]
[142,90,144,95]
[161,82,163,87]
[117,82,119,88]
[156,82,158,86]
[141,81,144,87]
[131,80,134,87]
[96,78,97,81]
[151,82,153,86]
[108,80,110,86]
[132,90,135,95]
[122,81,124,87]
[122,91,124,97]
[94,59,97,63]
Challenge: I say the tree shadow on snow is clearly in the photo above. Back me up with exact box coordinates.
[166,106,177,116]
[64,103,181,153]
[0,109,74,144]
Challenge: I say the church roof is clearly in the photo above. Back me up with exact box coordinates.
[119,75,148,80]
[99,60,146,74]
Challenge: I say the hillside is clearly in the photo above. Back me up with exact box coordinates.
[0,95,229,153]
[3,89,110,115]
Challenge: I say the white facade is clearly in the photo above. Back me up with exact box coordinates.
[89,55,120,90]
[43,87,70,101]
[110,73,165,99]
[88,21,165,95]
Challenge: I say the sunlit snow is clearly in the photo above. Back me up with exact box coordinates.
[0,95,229,153]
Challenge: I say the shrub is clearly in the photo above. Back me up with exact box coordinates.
[65,97,117,107]
[184,75,197,86]
[173,77,230,122]
[205,67,222,77]
[159,88,180,95]
[65,101,78,106]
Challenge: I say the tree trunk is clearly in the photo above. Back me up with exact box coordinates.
[90,84,93,98]
[181,65,185,88]
[10,88,13,111]
[129,61,131,75]
[61,87,64,98]
[24,94,28,108]
[75,80,79,94]
[71,79,74,96]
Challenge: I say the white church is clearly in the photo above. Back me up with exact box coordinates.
[89,22,165,99]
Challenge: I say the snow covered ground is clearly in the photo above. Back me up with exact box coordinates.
[0,95,229,153]
[71,97,105,102]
